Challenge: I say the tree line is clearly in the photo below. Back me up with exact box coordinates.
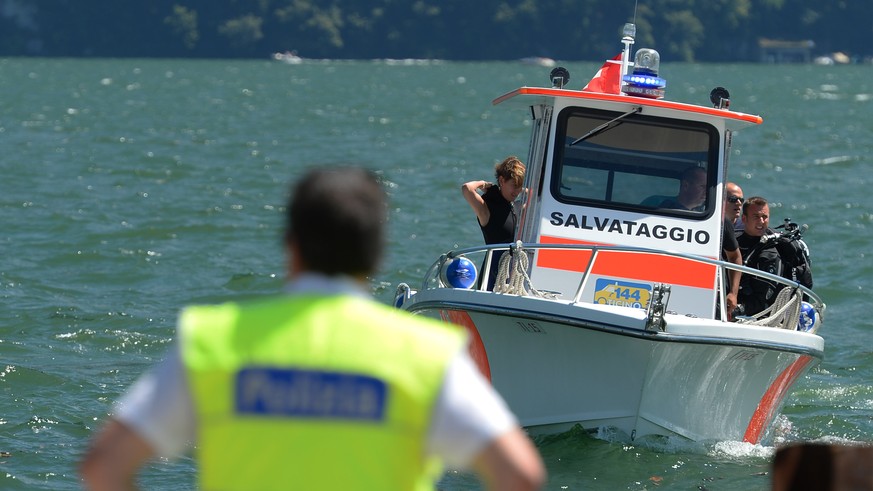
[1,0,869,62]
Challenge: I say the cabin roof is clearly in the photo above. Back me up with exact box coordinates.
[492,87,763,126]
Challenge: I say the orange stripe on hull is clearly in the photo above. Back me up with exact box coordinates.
[537,235,716,289]
[743,355,815,444]
[440,310,492,382]
[537,236,596,271]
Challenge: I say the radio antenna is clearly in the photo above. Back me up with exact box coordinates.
[632,0,638,24]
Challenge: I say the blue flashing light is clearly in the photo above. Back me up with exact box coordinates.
[622,74,666,88]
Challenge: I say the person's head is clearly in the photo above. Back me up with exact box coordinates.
[677,166,707,209]
[285,167,386,278]
[741,196,770,237]
[494,156,526,202]
[723,182,744,222]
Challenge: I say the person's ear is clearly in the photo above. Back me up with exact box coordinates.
[286,239,304,277]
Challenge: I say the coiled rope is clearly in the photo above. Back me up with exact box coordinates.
[736,286,802,330]
[492,242,555,298]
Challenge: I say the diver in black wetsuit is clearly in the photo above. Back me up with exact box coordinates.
[735,196,812,317]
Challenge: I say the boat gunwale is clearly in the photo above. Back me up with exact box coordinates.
[421,241,824,317]
[405,294,824,359]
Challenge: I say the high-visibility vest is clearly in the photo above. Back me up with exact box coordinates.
[179,293,467,491]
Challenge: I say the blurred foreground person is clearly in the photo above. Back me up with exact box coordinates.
[772,442,873,490]
[81,167,545,491]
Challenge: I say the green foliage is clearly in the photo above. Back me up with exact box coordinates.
[0,0,869,61]
[165,5,199,50]
[218,14,265,47]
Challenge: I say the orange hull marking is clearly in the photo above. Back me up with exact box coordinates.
[440,310,492,382]
[743,355,815,444]
[537,235,716,289]
[537,235,596,271]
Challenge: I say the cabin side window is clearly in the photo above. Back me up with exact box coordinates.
[552,107,719,218]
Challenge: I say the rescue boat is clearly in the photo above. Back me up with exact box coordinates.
[395,23,826,444]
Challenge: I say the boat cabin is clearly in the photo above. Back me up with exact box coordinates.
[494,78,762,319]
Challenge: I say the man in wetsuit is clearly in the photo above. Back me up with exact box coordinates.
[735,196,812,316]
[461,156,526,290]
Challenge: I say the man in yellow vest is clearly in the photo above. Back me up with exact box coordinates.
[80,167,546,490]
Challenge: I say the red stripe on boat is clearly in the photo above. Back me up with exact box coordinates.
[537,235,717,289]
[440,310,492,382]
[743,355,815,443]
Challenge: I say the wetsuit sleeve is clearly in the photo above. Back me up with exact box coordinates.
[723,219,739,252]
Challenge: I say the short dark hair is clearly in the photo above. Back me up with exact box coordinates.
[681,166,706,182]
[286,167,386,276]
[742,196,768,217]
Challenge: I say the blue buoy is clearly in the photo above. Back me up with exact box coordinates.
[441,256,478,289]
[393,283,412,308]
[797,301,817,331]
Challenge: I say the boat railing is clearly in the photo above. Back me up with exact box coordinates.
[418,241,824,332]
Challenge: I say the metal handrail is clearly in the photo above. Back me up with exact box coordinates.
[423,241,825,322]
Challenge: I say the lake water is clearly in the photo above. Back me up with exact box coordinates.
[1,56,871,489]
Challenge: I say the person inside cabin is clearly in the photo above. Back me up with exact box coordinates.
[724,181,745,231]
[734,196,813,317]
[658,166,708,211]
[461,156,526,290]
[80,166,546,491]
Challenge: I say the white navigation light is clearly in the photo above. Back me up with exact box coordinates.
[622,48,666,99]
[634,48,660,75]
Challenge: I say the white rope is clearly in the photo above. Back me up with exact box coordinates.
[736,287,802,329]
[492,250,513,293]
[493,249,526,294]
[492,243,556,298]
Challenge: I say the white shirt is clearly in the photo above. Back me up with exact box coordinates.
[114,274,517,470]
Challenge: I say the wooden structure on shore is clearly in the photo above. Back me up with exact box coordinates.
[759,38,815,63]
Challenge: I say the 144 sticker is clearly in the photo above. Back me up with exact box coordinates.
[594,279,652,309]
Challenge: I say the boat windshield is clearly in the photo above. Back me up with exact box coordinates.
[552,107,719,218]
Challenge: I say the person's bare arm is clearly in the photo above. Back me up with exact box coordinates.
[80,419,156,491]
[472,427,546,491]
[461,181,492,227]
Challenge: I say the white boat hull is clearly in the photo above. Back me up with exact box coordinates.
[404,288,822,443]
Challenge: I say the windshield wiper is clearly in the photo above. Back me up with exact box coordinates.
[569,106,642,146]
